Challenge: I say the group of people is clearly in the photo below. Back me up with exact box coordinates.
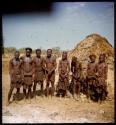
[7,47,108,105]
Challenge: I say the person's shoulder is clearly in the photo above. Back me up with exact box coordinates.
[20,55,25,60]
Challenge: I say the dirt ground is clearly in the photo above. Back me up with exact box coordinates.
[2,57,115,123]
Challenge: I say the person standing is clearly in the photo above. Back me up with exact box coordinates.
[44,49,56,97]
[21,48,34,102]
[71,56,82,100]
[97,53,108,102]
[87,54,98,102]
[57,51,70,97]
[33,49,45,98]
[7,51,22,105]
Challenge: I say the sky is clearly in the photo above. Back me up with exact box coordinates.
[2,2,114,50]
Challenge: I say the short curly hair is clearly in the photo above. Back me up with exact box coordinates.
[25,47,32,53]
[89,54,96,59]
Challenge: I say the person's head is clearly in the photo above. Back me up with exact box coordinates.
[36,49,41,57]
[62,51,67,60]
[47,49,52,58]
[71,56,77,66]
[89,54,96,63]
[25,47,32,57]
[99,53,106,63]
[72,56,77,62]
[14,51,20,59]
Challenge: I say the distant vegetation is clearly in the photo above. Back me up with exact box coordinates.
[2,47,63,58]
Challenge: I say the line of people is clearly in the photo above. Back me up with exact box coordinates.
[7,47,108,105]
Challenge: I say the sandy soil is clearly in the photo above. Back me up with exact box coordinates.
[2,58,114,123]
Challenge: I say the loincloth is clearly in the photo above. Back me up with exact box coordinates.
[10,74,22,88]
[34,70,45,82]
[46,71,55,82]
[23,75,33,86]
[57,74,69,91]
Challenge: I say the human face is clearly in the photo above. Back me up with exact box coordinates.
[26,50,31,57]
[15,51,20,59]
[62,52,67,60]
[47,49,52,58]
[36,50,41,57]
[90,55,96,63]
[99,55,105,63]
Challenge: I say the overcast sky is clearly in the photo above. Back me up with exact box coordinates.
[2,2,114,50]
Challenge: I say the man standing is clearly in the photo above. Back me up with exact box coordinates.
[97,53,108,102]
[57,51,70,97]
[70,56,82,100]
[21,48,34,102]
[7,51,22,105]
[44,49,56,97]
[33,49,45,98]
[87,54,98,102]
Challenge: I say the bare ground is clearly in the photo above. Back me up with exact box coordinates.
[2,58,114,123]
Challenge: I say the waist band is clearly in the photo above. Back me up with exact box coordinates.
[24,75,32,77]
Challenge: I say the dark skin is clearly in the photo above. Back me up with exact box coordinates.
[23,49,34,79]
[99,54,105,63]
[33,49,44,97]
[62,52,67,60]
[14,52,21,95]
[7,51,21,105]
[71,57,82,79]
[47,49,52,58]
[58,51,70,97]
[97,54,108,102]
[87,55,97,101]
[44,49,57,97]
[70,57,82,98]
[43,49,56,76]
[87,55,97,77]
[36,50,41,58]
[9,51,20,74]
[46,49,56,75]
[43,49,51,74]
[59,52,70,77]
[15,51,20,59]
[22,49,34,100]
[26,49,31,57]
[90,55,96,63]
